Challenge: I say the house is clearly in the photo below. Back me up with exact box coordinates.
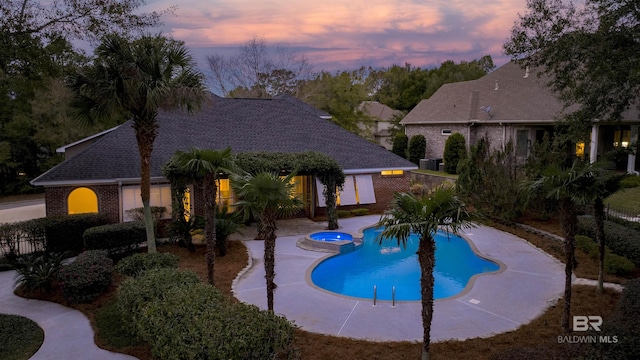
[31,94,417,223]
[359,101,403,150]
[401,61,640,172]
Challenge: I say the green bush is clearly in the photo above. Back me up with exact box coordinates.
[408,134,426,165]
[12,252,66,292]
[619,174,640,188]
[443,133,467,174]
[577,216,640,266]
[0,314,44,360]
[124,206,167,222]
[575,235,635,276]
[391,134,408,159]
[116,253,179,277]
[83,221,146,255]
[337,210,352,218]
[58,250,113,303]
[117,268,296,360]
[117,268,202,334]
[351,208,370,216]
[589,279,640,359]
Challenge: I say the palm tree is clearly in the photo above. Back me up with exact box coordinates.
[526,159,602,331]
[376,186,474,360]
[67,33,206,253]
[231,171,303,311]
[170,147,236,285]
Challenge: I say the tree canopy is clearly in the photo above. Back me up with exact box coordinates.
[504,0,640,130]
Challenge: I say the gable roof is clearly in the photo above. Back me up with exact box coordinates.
[32,95,416,186]
[401,61,640,125]
[359,101,402,121]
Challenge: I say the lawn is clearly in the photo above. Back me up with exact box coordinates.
[606,186,640,216]
[0,314,43,360]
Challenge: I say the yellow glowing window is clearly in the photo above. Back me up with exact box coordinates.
[68,187,98,214]
[183,188,191,221]
[575,142,585,160]
[381,170,404,176]
[215,179,234,211]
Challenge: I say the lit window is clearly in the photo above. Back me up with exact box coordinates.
[576,142,585,160]
[216,179,234,211]
[68,187,98,214]
[381,170,404,176]
[316,176,377,207]
[122,185,172,221]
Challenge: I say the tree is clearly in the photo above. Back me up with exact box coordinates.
[207,36,314,99]
[504,0,640,134]
[391,133,409,159]
[67,34,206,253]
[408,135,426,165]
[169,147,237,285]
[303,69,375,137]
[526,159,604,331]
[231,172,303,311]
[376,186,474,360]
[443,133,467,174]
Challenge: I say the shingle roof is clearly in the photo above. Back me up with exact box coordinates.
[359,101,402,121]
[32,95,416,186]
[401,61,640,124]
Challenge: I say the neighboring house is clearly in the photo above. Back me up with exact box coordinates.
[401,61,640,173]
[31,94,417,223]
[359,101,402,150]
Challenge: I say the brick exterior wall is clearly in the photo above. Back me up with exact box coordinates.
[313,172,411,216]
[45,185,120,223]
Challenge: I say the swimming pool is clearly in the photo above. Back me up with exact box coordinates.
[310,227,500,301]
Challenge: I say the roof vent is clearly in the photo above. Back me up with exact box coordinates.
[524,66,530,78]
[494,80,499,91]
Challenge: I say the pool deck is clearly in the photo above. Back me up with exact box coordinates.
[233,215,566,342]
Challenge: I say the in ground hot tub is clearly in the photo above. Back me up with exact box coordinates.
[297,231,361,253]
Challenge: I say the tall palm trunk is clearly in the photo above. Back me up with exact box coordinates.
[204,176,218,285]
[135,123,158,253]
[560,197,577,333]
[593,197,606,294]
[263,211,278,311]
[418,237,436,360]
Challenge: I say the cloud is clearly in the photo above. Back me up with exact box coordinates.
[146,0,527,71]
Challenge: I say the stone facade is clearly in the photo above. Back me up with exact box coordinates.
[45,185,120,223]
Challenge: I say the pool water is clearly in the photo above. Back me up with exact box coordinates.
[310,227,499,301]
[309,231,353,242]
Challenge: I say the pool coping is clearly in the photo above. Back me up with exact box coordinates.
[232,215,566,342]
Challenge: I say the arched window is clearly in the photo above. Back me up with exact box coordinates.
[67,187,98,214]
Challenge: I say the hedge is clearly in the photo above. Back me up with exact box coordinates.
[117,268,296,360]
[577,216,640,266]
[83,221,146,256]
[116,253,179,278]
[58,250,113,303]
[575,235,635,276]
[0,214,111,259]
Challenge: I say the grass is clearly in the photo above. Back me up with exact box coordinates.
[606,186,640,216]
[0,193,44,204]
[0,314,44,360]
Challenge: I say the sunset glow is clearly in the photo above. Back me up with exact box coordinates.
[147,0,528,71]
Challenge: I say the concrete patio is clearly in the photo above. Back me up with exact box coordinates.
[233,215,566,342]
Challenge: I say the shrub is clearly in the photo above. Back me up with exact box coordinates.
[577,216,640,266]
[117,268,296,360]
[443,133,466,174]
[215,208,241,257]
[116,252,180,277]
[336,210,352,218]
[575,235,635,276]
[83,221,146,256]
[351,208,370,216]
[12,252,66,293]
[117,268,202,334]
[391,134,408,159]
[408,134,426,165]
[58,250,113,303]
[124,206,167,222]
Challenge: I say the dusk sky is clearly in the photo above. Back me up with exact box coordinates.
[145,0,529,72]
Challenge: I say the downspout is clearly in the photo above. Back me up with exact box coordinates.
[118,181,123,222]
